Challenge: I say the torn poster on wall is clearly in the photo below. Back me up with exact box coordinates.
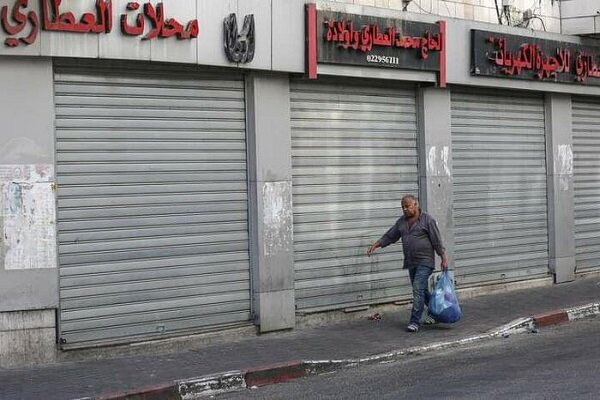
[262,181,293,257]
[0,164,56,270]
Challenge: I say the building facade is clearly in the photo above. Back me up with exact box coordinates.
[1,0,599,366]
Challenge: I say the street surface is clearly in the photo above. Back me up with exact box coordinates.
[220,318,600,399]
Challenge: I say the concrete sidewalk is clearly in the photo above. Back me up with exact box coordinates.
[1,276,599,400]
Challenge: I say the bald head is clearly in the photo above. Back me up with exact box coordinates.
[401,194,419,206]
[401,195,420,218]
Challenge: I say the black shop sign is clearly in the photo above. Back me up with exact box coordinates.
[317,10,444,73]
[471,29,600,85]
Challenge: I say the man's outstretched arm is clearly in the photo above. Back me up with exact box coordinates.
[367,241,381,256]
[367,220,401,256]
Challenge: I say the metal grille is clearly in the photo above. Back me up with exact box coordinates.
[55,60,251,348]
[451,90,549,287]
[573,96,600,274]
[290,79,418,312]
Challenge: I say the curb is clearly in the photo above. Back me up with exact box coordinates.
[86,302,600,400]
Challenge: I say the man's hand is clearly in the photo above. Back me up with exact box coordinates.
[440,253,448,271]
[367,241,381,257]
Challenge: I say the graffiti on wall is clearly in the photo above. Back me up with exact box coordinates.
[0,164,56,270]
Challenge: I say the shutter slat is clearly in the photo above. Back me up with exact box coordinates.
[573,97,600,273]
[55,60,251,348]
[451,91,549,287]
[291,80,418,312]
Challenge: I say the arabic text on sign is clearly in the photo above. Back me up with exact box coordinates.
[487,35,600,83]
[1,0,199,48]
[41,0,113,34]
[1,0,39,46]
[324,18,442,59]
[121,2,199,40]
[574,52,600,82]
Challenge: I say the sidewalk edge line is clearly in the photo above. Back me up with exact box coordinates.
[303,330,514,376]
[244,361,306,387]
[178,370,245,399]
[89,301,600,399]
[565,302,600,322]
[302,303,600,379]
[88,382,178,400]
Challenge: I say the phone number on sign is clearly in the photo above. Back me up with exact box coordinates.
[366,55,400,65]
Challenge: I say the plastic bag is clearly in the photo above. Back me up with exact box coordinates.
[428,270,462,323]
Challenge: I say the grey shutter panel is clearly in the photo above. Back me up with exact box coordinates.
[55,60,251,348]
[290,79,418,312]
[573,97,600,274]
[451,90,549,287]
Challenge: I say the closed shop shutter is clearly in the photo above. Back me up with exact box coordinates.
[290,79,418,312]
[451,90,548,287]
[573,97,600,274]
[55,60,251,348]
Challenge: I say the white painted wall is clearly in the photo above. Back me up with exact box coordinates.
[329,0,561,33]
[560,0,600,35]
[0,57,58,311]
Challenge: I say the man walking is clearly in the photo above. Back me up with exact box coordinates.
[367,194,447,333]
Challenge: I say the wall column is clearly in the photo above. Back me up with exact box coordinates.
[0,58,57,367]
[545,94,576,283]
[417,87,454,269]
[246,73,295,332]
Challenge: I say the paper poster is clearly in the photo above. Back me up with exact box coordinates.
[1,165,56,270]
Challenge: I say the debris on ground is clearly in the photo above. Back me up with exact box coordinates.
[367,313,382,321]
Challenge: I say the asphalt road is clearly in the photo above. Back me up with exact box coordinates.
[219,317,600,399]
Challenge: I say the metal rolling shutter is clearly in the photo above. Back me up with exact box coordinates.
[451,90,548,287]
[573,97,600,274]
[54,60,251,348]
[290,80,418,312]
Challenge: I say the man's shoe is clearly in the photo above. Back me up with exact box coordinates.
[406,323,419,333]
[423,315,437,325]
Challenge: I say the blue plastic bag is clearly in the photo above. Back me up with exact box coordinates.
[428,270,462,323]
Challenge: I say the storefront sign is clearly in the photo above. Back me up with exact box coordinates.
[0,0,199,47]
[306,5,445,86]
[472,29,600,85]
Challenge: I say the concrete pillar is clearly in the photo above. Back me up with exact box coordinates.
[0,58,57,309]
[0,58,58,367]
[246,74,295,332]
[545,94,576,283]
[0,310,56,368]
[417,87,454,268]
